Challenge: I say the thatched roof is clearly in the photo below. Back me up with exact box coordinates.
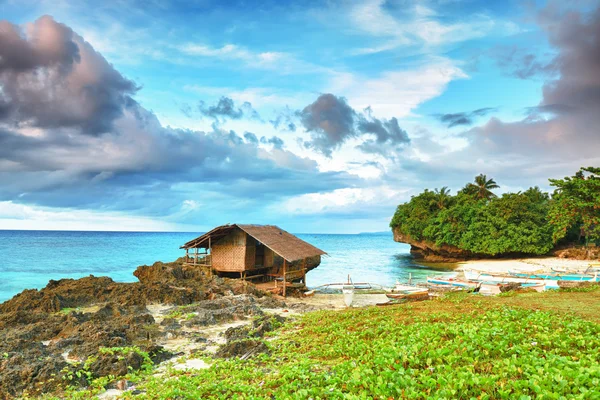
[181,224,326,262]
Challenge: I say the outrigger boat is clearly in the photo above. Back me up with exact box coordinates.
[426,275,480,289]
[462,269,559,289]
[508,271,598,281]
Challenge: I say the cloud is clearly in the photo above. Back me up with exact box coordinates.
[464,6,600,159]
[270,106,297,132]
[329,57,467,118]
[260,136,284,149]
[298,94,357,157]
[298,93,412,157]
[0,16,138,135]
[493,46,557,79]
[434,107,497,128]
[196,96,260,122]
[0,17,360,219]
[394,5,600,193]
[348,0,514,54]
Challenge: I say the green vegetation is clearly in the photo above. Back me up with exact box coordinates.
[549,167,600,245]
[37,289,600,399]
[390,167,600,256]
[111,289,600,399]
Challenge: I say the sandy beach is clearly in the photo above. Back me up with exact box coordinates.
[457,257,599,274]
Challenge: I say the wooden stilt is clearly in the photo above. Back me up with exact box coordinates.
[283,259,287,297]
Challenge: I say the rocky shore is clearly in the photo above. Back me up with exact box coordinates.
[393,227,600,263]
[0,259,320,399]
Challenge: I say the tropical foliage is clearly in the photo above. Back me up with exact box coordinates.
[390,168,599,256]
[548,167,600,245]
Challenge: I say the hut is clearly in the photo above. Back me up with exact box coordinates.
[180,224,326,295]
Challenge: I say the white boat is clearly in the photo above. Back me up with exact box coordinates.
[342,285,354,307]
[463,269,558,289]
[426,275,480,288]
[391,281,428,294]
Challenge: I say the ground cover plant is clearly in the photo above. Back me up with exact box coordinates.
[92,288,600,399]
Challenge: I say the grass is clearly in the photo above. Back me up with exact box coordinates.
[114,287,600,399]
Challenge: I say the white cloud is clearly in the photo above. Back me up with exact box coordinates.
[278,186,407,215]
[0,201,181,231]
[178,43,327,75]
[329,57,467,118]
[349,0,519,54]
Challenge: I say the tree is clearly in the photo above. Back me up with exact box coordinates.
[463,174,499,200]
[431,187,451,210]
[548,167,600,245]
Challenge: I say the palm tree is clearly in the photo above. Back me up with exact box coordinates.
[431,186,451,209]
[464,174,499,200]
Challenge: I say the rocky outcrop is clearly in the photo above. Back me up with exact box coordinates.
[392,228,479,262]
[0,259,271,398]
[553,246,600,260]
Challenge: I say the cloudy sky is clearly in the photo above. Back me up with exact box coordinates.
[0,0,598,233]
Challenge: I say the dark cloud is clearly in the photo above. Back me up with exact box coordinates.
[260,136,284,149]
[494,46,557,79]
[434,107,497,128]
[0,16,138,135]
[270,107,297,132]
[298,93,357,157]
[456,6,600,173]
[0,17,359,216]
[196,96,260,122]
[298,94,410,157]
[243,131,258,144]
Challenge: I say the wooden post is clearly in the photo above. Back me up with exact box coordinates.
[208,236,212,276]
[185,248,189,263]
[302,258,307,287]
[283,259,287,297]
[194,247,198,266]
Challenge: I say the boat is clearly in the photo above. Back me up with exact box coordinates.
[386,291,429,300]
[462,269,559,289]
[426,275,480,288]
[509,271,598,281]
[342,284,354,307]
[551,266,600,275]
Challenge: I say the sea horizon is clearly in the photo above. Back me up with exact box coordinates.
[0,229,444,303]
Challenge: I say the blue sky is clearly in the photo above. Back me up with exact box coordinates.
[0,0,598,233]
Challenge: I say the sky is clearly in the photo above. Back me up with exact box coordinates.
[0,0,599,233]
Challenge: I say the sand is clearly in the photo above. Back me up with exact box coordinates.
[457,257,597,274]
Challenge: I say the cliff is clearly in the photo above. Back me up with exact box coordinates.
[392,227,480,262]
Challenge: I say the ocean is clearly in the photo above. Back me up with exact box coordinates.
[0,230,455,302]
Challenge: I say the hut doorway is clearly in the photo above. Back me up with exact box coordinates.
[255,241,265,267]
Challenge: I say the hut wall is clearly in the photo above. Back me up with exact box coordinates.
[263,247,274,268]
[268,255,321,280]
[211,228,249,272]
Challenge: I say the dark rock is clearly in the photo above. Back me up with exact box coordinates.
[215,339,270,359]
[257,296,287,309]
[0,258,269,398]
[499,282,522,293]
[89,351,145,378]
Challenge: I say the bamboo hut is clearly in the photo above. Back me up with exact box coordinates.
[180,224,326,295]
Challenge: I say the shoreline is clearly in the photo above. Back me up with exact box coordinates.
[456,256,598,274]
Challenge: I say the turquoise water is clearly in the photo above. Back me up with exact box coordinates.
[0,230,454,302]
